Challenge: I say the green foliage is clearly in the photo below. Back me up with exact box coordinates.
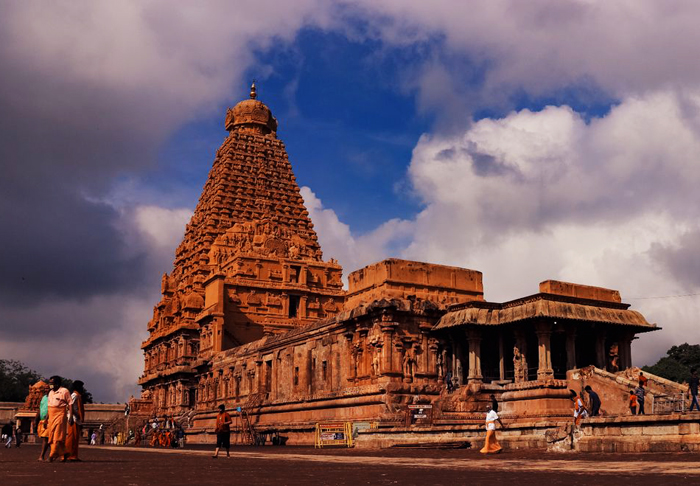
[0,360,43,402]
[0,359,94,403]
[643,343,700,383]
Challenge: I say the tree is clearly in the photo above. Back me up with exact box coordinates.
[643,343,700,383]
[0,360,43,402]
[0,359,95,403]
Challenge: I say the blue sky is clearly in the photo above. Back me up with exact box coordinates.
[2,1,700,401]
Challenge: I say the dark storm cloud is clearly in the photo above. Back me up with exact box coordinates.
[650,230,700,290]
[0,57,160,306]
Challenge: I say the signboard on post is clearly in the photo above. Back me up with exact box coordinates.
[405,404,434,426]
[314,422,353,448]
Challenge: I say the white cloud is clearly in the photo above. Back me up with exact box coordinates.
[309,89,700,367]
[352,1,700,101]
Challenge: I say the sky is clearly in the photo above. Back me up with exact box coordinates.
[1,1,700,402]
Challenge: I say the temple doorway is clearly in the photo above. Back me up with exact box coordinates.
[576,327,597,368]
[480,328,500,383]
[551,329,567,379]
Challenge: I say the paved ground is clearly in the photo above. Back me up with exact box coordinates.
[1,443,699,485]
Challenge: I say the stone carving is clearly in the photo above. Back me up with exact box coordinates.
[245,290,263,306]
[323,299,338,314]
[513,345,526,383]
[267,294,282,307]
[403,344,417,381]
[371,348,381,377]
[227,290,241,304]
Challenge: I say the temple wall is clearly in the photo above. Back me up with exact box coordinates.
[346,259,484,308]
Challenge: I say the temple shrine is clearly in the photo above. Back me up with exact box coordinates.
[135,85,667,447]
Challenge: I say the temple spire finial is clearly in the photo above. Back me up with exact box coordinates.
[250,80,257,100]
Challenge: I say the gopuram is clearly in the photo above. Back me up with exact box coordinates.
[135,85,684,450]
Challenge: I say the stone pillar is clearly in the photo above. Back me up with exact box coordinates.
[498,332,505,381]
[380,323,395,373]
[514,329,528,382]
[299,296,308,319]
[393,336,404,375]
[535,321,554,380]
[255,360,263,393]
[428,338,439,376]
[345,332,356,382]
[619,332,634,370]
[565,326,577,371]
[455,340,465,385]
[594,328,607,369]
[466,328,483,383]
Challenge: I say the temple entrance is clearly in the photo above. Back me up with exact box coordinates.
[551,329,567,379]
[481,328,500,383]
[526,329,539,381]
[576,326,597,368]
[503,331,516,382]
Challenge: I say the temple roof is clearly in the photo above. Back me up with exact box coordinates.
[434,292,659,331]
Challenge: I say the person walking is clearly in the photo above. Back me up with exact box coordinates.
[571,390,588,426]
[14,425,22,447]
[489,394,499,413]
[638,372,648,388]
[584,386,601,417]
[65,380,85,461]
[629,389,638,415]
[480,405,505,454]
[212,404,232,458]
[36,391,50,461]
[2,422,13,448]
[689,369,699,412]
[47,376,71,462]
[635,385,646,415]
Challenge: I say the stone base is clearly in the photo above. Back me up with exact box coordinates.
[578,413,700,452]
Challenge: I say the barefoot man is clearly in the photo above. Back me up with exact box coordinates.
[47,376,71,462]
[480,404,505,454]
[65,380,85,461]
[213,404,232,458]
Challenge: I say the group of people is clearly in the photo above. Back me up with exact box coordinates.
[36,376,86,462]
[2,422,22,448]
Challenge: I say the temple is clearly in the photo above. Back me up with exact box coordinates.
[135,85,666,447]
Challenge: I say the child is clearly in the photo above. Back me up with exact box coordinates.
[629,389,638,415]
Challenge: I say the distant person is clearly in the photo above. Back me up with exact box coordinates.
[65,380,86,461]
[584,386,601,416]
[489,394,499,413]
[445,370,453,392]
[177,427,185,448]
[480,404,505,454]
[47,375,71,462]
[2,422,13,448]
[638,372,648,388]
[90,432,97,445]
[689,369,699,412]
[37,391,50,461]
[635,385,646,415]
[213,404,232,458]
[571,390,588,426]
[14,426,22,447]
[629,389,638,415]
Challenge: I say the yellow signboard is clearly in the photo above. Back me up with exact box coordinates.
[314,422,353,448]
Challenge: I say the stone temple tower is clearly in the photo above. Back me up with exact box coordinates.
[139,85,345,413]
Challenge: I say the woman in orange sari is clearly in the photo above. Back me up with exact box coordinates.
[65,380,85,461]
[47,376,71,462]
[480,405,505,454]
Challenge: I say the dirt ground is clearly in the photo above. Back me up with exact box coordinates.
[1,443,698,486]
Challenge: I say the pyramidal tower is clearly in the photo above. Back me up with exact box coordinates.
[139,85,345,410]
